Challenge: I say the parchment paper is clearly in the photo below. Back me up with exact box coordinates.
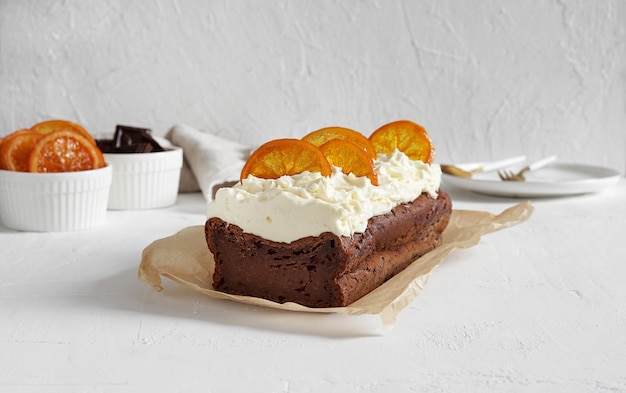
[138,201,533,328]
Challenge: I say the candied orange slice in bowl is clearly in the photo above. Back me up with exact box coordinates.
[240,138,332,182]
[302,126,377,159]
[318,139,378,185]
[28,130,105,173]
[30,119,96,144]
[0,129,43,172]
[369,120,434,164]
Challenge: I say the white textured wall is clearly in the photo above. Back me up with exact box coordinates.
[1,0,625,174]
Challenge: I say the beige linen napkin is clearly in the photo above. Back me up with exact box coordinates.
[165,124,252,200]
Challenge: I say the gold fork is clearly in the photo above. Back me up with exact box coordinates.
[498,155,557,181]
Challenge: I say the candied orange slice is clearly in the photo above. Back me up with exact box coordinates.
[240,138,332,182]
[30,119,96,144]
[0,129,42,172]
[319,139,378,185]
[369,120,434,163]
[28,130,105,173]
[302,126,377,159]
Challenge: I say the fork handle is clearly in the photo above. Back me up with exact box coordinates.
[528,155,558,171]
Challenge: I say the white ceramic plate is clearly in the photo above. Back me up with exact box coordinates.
[442,162,621,197]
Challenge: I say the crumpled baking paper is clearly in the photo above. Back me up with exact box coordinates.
[138,201,533,329]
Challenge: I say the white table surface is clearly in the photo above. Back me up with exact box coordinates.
[2,179,625,392]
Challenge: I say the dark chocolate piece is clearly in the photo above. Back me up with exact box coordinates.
[96,125,165,153]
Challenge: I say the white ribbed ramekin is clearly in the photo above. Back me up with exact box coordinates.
[0,165,112,232]
[104,146,183,210]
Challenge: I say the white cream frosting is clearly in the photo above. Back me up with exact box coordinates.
[206,149,442,243]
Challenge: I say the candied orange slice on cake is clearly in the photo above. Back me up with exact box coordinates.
[318,139,378,185]
[240,138,332,182]
[369,120,434,164]
[30,119,96,144]
[302,126,377,159]
[0,129,43,172]
[28,130,105,172]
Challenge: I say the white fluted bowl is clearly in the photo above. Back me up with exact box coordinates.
[104,146,183,210]
[0,165,112,232]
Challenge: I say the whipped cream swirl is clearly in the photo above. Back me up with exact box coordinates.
[206,150,442,243]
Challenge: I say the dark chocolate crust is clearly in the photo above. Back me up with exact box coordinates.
[205,191,452,308]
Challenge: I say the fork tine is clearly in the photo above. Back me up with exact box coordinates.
[499,169,521,181]
[499,168,525,181]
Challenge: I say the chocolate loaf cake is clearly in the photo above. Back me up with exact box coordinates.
[205,190,451,308]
